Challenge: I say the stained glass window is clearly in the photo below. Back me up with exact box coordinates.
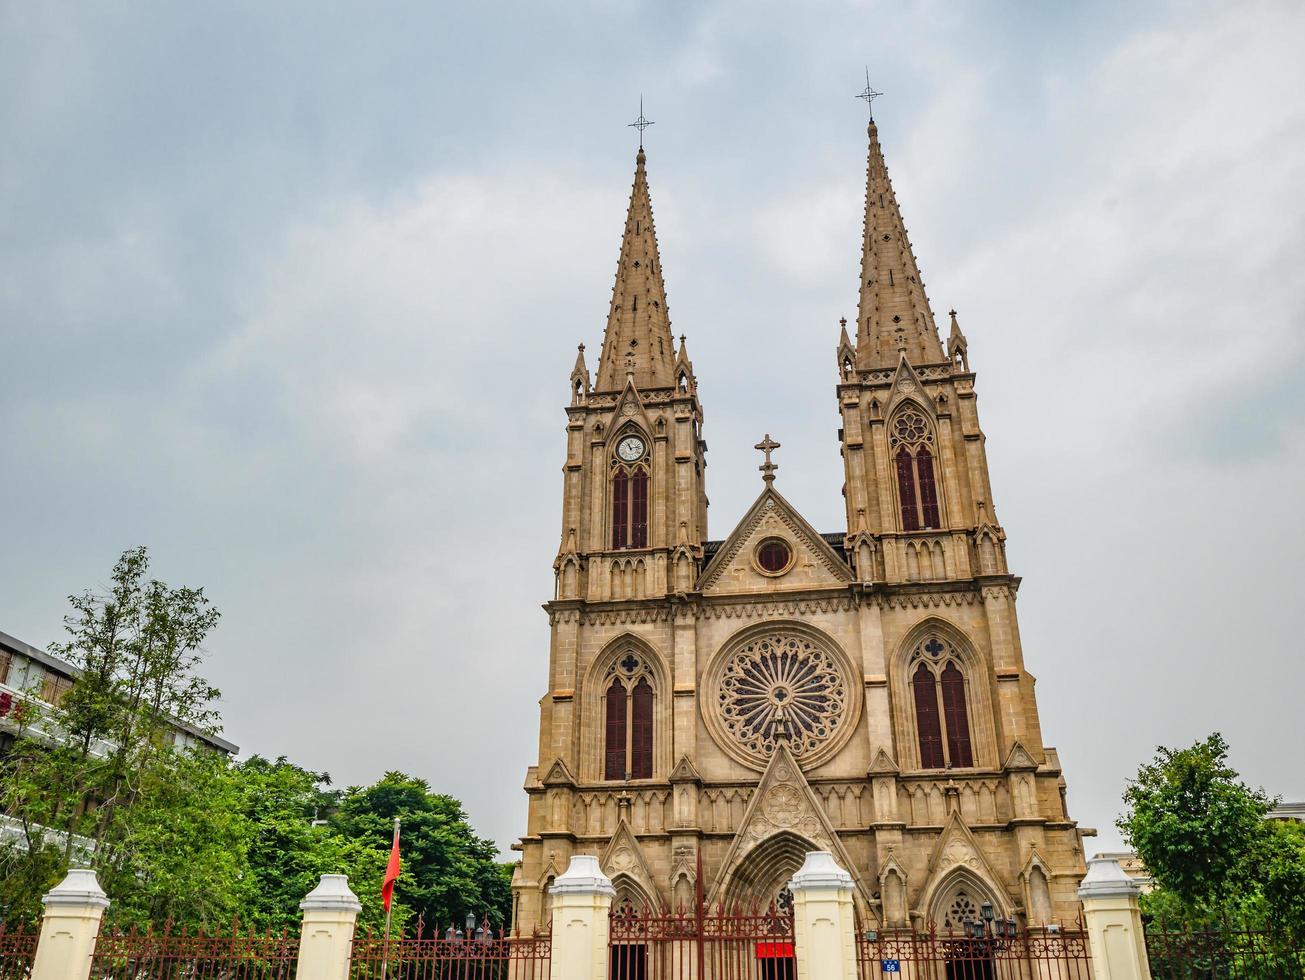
[913,663,945,769]
[611,469,629,550]
[605,679,628,780]
[917,448,940,529]
[631,468,648,548]
[896,447,920,531]
[941,662,973,768]
[631,678,653,779]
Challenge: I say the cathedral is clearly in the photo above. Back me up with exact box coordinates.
[509,114,1088,934]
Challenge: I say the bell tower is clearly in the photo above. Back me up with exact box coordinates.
[837,118,1010,592]
[554,145,708,604]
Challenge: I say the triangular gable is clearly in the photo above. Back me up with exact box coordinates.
[696,486,853,594]
[1003,741,1039,772]
[917,810,1010,917]
[885,356,934,419]
[708,742,872,909]
[669,755,702,783]
[600,819,663,910]
[868,748,900,775]
[541,758,578,787]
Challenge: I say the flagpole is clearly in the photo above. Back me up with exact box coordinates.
[381,816,400,980]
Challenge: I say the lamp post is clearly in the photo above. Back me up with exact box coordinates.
[446,912,489,942]
[966,903,1019,947]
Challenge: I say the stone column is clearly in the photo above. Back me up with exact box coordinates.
[294,874,362,980]
[31,868,109,980]
[548,854,615,980]
[789,851,858,980]
[1077,857,1152,980]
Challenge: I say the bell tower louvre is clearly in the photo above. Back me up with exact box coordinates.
[511,109,1086,937]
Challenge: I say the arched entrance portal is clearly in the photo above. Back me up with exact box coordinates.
[722,831,811,911]
[928,871,1008,980]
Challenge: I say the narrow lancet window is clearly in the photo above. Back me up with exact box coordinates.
[631,469,648,547]
[605,680,628,779]
[913,663,945,769]
[611,469,629,549]
[941,662,973,768]
[896,446,920,532]
[631,678,653,779]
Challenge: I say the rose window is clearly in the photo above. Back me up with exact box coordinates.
[942,890,983,929]
[891,410,931,447]
[716,633,848,764]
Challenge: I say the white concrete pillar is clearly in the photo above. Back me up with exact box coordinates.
[548,854,615,980]
[30,868,109,980]
[789,851,858,980]
[1078,857,1152,980]
[294,874,362,980]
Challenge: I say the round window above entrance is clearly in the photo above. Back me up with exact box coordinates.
[755,537,793,575]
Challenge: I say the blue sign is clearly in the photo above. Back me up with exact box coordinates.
[882,960,901,973]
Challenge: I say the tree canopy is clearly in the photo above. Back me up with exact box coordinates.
[1119,732,1305,941]
[0,547,511,932]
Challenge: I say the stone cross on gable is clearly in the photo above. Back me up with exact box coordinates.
[755,434,781,484]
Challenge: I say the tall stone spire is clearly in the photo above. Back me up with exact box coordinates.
[855,120,945,368]
[595,147,676,391]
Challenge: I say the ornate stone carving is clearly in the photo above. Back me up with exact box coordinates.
[704,624,861,771]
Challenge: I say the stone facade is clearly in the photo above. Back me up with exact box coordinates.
[511,121,1087,934]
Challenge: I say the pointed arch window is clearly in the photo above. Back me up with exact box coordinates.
[913,663,945,769]
[890,409,941,531]
[603,653,656,780]
[910,636,976,770]
[611,434,649,549]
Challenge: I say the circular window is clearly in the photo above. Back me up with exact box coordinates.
[755,538,792,575]
[702,625,861,771]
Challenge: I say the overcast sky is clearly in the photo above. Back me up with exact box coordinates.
[3,1,1303,858]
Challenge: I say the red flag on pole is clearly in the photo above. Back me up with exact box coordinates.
[382,817,401,912]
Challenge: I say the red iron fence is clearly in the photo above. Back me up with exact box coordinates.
[348,919,551,980]
[856,926,1094,980]
[1145,924,1305,979]
[88,920,299,979]
[608,901,796,980]
[0,922,38,980]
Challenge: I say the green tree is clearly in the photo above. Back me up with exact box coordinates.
[331,773,511,932]
[0,547,227,925]
[1119,733,1271,910]
[1119,732,1305,942]
[231,756,398,932]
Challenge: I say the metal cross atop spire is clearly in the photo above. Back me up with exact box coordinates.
[628,96,655,148]
[755,434,781,484]
[856,68,882,120]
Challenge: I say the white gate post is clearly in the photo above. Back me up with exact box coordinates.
[789,851,858,980]
[30,868,109,980]
[294,874,362,980]
[548,855,615,980]
[1078,857,1152,980]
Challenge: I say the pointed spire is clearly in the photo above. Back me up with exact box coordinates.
[596,148,676,391]
[855,119,945,368]
[570,342,591,403]
[836,316,855,379]
[674,333,694,392]
[947,308,969,372]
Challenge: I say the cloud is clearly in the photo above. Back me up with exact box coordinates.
[2,0,1303,861]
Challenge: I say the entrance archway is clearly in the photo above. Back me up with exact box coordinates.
[722,831,813,911]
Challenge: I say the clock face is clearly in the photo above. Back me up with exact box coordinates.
[616,435,646,462]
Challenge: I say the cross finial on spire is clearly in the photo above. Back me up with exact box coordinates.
[628,96,654,148]
[855,68,882,120]
[755,433,781,484]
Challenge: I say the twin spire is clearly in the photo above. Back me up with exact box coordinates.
[855,119,944,368]
[595,148,677,392]
[591,105,947,393]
